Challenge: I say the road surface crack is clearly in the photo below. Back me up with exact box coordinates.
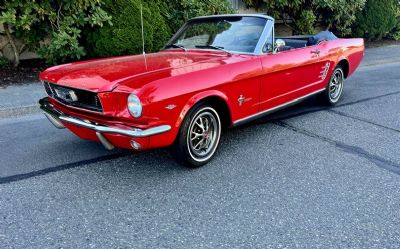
[327,109,400,133]
[274,121,400,176]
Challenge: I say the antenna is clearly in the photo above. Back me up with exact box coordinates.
[140,1,148,70]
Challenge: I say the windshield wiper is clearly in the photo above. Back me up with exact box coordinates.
[195,45,232,55]
[163,44,187,51]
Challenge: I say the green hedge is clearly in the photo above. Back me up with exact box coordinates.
[86,0,171,57]
[390,4,400,40]
[353,0,398,40]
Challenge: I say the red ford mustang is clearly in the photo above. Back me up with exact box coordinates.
[39,14,364,167]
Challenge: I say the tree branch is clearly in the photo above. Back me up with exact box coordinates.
[3,23,19,67]
[19,44,26,54]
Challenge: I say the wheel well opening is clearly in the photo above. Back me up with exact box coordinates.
[338,60,349,78]
[201,96,232,129]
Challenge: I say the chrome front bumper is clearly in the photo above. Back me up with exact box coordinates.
[39,97,171,141]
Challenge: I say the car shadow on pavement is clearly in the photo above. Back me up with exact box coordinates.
[0,96,324,185]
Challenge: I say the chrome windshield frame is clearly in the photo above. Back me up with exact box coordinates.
[163,14,275,56]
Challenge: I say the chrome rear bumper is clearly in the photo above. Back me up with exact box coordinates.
[39,97,171,139]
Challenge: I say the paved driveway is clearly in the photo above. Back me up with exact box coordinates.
[0,46,400,248]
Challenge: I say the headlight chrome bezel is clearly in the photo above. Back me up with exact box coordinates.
[127,94,143,118]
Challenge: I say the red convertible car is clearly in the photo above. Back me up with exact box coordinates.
[39,14,364,167]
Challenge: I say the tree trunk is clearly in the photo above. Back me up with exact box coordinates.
[3,23,19,67]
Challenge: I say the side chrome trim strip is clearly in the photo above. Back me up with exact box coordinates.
[233,88,325,126]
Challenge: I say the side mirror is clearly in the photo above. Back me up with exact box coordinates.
[274,39,286,53]
[263,43,273,53]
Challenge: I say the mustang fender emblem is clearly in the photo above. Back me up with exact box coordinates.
[238,95,252,106]
[165,104,177,110]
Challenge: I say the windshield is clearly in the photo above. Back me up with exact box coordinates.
[165,16,267,54]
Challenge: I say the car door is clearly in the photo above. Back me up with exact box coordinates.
[258,45,325,111]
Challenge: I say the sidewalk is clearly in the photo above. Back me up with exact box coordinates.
[0,45,399,116]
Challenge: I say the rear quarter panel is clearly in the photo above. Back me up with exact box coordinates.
[320,38,365,79]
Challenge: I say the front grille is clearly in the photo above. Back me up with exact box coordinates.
[43,81,103,112]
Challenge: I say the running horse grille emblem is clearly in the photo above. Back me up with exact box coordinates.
[54,87,79,103]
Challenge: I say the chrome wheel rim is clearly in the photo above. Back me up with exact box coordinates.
[329,69,344,102]
[187,108,221,162]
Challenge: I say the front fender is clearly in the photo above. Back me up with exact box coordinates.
[174,90,232,130]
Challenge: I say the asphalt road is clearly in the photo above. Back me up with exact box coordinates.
[1,46,400,248]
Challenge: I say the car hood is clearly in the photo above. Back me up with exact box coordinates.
[39,51,234,92]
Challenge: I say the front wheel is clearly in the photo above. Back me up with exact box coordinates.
[171,104,222,168]
[319,66,345,106]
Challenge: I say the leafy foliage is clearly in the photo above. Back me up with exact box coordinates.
[353,0,398,40]
[316,0,366,35]
[1,0,399,67]
[389,2,400,40]
[242,0,365,35]
[0,56,9,67]
[85,0,234,58]
[85,0,171,58]
[164,0,235,33]
[0,0,111,65]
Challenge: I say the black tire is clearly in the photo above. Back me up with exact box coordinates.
[318,65,345,106]
[171,103,222,168]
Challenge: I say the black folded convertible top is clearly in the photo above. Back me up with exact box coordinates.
[308,31,338,46]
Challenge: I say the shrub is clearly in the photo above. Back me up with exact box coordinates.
[0,56,9,67]
[316,0,366,36]
[0,0,111,66]
[353,0,398,40]
[393,24,400,41]
[243,0,365,36]
[85,0,171,58]
[390,3,400,40]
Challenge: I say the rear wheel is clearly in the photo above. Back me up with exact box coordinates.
[171,103,222,167]
[319,66,345,106]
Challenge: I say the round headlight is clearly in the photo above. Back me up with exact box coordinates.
[127,94,142,118]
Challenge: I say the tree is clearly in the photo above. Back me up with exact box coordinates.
[353,0,398,40]
[0,0,111,66]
